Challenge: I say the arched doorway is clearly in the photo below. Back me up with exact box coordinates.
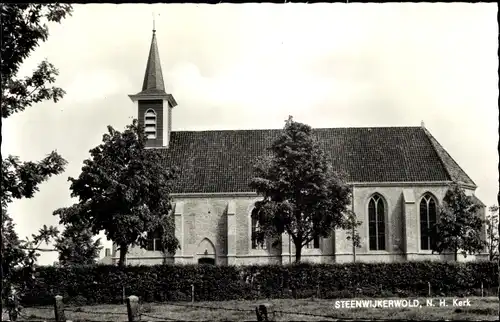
[196,238,216,265]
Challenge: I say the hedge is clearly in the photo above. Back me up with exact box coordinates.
[16,261,498,306]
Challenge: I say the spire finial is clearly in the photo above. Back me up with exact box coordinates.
[152,12,156,33]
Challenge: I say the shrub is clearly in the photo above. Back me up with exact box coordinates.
[14,261,497,306]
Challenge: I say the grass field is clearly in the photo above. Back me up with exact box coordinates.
[3,296,498,321]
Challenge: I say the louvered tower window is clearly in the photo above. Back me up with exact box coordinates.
[144,109,157,139]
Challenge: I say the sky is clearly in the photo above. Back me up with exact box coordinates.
[2,3,498,265]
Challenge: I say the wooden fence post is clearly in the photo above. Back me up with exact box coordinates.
[54,295,66,322]
[255,303,274,322]
[191,284,195,303]
[126,295,139,322]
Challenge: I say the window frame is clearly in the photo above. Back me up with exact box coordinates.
[367,194,387,251]
[145,229,163,252]
[144,109,157,139]
[419,193,438,252]
[251,214,267,250]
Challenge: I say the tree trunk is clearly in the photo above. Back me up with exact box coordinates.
[352,226,356,263]
[118,243,128,267]
[489,232,495,261]
[295,244,302,263]
[454,248,458,262]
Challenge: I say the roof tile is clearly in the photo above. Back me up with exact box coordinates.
[160,126,476,193]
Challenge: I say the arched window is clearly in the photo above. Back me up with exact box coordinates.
[368,194,386,251]
[420,194,437,250]
[144,109,157,139]
[251,211,266,250]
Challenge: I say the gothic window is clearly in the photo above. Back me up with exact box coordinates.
[144,109,157,139]
[420,194,437,250]
[368,194,386,251]
[145,229,163,251]
[251,212,266,250]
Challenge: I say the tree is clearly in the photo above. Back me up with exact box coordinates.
[431,184,485,261]
[1,3,71,118]
[345,210,362,263]
[2,209,59,320]
[54,223,102,266]
[53,120,179,267]
[1,3,72,317]
[486,205,499,261]
[249,116,353,263]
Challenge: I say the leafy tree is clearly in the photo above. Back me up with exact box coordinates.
[1,3,72,317]
[55,223,103,266]
[53,120,179,267]
[2,209,59,320]
[486,205,499,261]
[431,184,485,261]
[249,116,353,262]
[1,3,71,118]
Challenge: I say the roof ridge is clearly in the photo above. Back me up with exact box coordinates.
[170,126,422,133]
[421,126,476,187]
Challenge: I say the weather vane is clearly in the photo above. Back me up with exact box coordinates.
[152,11,156,33]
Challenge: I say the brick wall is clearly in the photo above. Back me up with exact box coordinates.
[138,100,164,148]
[122,185,488,265]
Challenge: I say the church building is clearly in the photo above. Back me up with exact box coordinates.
[110,29,487,266]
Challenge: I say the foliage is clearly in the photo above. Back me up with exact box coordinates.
[2,154,67,206]
[1,3,72,318]
[15,261,498,306]
[1,3,72,118]
[486,205,499,261]
[431,184,485,261]
[249,116,354,262]
[55,223,103,266]
[2,210,59,317]
[53,120,179,267]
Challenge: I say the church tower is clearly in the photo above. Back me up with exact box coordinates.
[129,26,177,148]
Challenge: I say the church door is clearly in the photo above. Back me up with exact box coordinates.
[198,257,215,265]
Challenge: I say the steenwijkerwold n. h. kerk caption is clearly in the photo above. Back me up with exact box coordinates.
[334,298,471,309]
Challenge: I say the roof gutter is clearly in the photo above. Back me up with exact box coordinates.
[170,181,476,198]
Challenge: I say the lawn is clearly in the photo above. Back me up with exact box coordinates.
[3,296,498,321]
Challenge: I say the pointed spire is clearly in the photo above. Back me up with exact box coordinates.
[141,29,165,93]
[129,26,177,108]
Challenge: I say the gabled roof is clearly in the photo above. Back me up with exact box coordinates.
[160,126,476,194]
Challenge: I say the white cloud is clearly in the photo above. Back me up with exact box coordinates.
[65,69,126,103]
